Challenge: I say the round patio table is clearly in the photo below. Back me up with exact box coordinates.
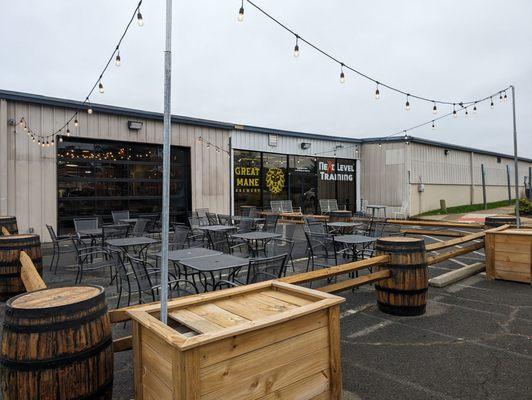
[230,231,281,257]
[333,234,376,261]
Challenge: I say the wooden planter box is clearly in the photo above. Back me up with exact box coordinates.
[127,281,344,400]
[485,228,532,284]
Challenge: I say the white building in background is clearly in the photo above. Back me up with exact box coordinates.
[1,89,530,240]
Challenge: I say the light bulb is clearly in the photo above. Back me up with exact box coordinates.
[432,121,435,129]
[31,135,35,142]
[374,83,380,99]
[432,102,437,115]
[293,36,299,57]
[405,95,410,111]
[453,104,457,118]
[490,97,494,109]
[465,109,469,117]
[74,118,79,127]
[238,2,244,22]
[98,82,104,94]
[499,92,503,101]
[51,139,54,146]
[19,119,24,127]
[339,64,345,83]
[66,128,71,136]
[115,52,121,66]
[137,10,144,26]
[206,143,210,149]
[59,137,63,143]
[473,103,477,114]
[378,142,382,148]
[503,92,508,101]
[88,107,93,115]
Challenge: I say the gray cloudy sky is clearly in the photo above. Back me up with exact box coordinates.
[2,0,531,156]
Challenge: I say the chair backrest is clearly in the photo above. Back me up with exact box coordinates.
[74,218,98,232]
[107,246,130,282]
[46,224,58,242]
[195,208,209,218]
[205,230,229,253]
[270,201,283,213]
[111,211,130,224]
[305,232,335,260]
[265,238,294,259]
[281,223,297,241]
[369,219,386,237]
[381,221,403,237]
[131,219,148,236]
[218,214,232,225]
[246,254,287,284]
[281,200,293,213]
[127,254,156,292]
[240,206,257,217]
[206,212,219,226]
[188,216,200,229]
[138,213,159,232]
[319,199,329,213]
[263,214,279,232]
[237,217,253,233]
[306,221,326,235]
[172,224,190,250]
[102,224,129,242]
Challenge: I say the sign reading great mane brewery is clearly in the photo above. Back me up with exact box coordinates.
[318,160,354,181]
[234,166,261,193]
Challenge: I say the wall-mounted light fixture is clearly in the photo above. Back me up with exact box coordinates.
[128,121,144,131]
[300,142,311,150]
[444,149,450,156]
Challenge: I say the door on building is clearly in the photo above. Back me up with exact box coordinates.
[289,172,317,214]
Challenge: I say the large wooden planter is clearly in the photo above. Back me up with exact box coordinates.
[485,228,532,284]
[127,281,344,400]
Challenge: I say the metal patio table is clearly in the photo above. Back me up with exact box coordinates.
[327,221,363,234]
[334,234,377,262]
[178,253,250,291]
[232,216,265,223]
[365,204,387,218]
[119,218,138,225]
[153,247,222,261]
[231,231,281,257]
[106,236,158,257]
[198,225,237,232]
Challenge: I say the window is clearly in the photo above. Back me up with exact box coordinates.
[262,153,288,209]
[233,150,262,212]
[57,137,191,234]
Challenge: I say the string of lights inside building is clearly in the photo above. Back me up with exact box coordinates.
[16,0,145,147]
[237,0,511,155]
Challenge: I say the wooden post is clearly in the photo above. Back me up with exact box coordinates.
[507,165,512,205]
[375,237,428,316]
[481,164,487,209]
[439,199,447,213]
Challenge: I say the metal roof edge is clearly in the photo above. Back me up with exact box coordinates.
[361,136,532,163]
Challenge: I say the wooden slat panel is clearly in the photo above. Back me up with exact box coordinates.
[260,370,330,400]
[199,310,328,367]
[201,347,330,400]
[142,342,172,387]
[328,305,342,399]
[260,289,313,307]
[169,309,223,334]
[142,365,173,400]
[494,251,530,264]
[200,327,329,395]
[495,270,531,283]
[214,294,289,320]
[186,303,249,328]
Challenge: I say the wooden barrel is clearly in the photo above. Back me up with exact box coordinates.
[0,217,18,236]
[0,286,113,399]
[0,234,42,301]
[328,210,353,223]
[375,237,428,316]
[485,215,516,228]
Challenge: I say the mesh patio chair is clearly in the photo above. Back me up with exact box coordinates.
[304,231,338,272]
[171,223,190,250]
[305,221,327,235]
[270,201,283,213]
[73,217,98,232]
[236,217,254,233]
[46,224,75,274]
[265,237,295,273]
[195,208,209,218]
[187,216,206,245]
[71,234,115,284]
[111,211,130,224]
[240,206,257,217]
[218,214,232,225]
[262,213,279,233]
[130,218,148,237]
[101,224,129,247]
[214,254,288,290]
[138,213,160,235]
[206,212,219,225]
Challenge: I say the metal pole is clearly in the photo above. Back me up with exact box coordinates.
[528,166,531,201]
[481,164,487,210]
[160,0,173,324]
[511,86,520,228]
[506,165,512,205]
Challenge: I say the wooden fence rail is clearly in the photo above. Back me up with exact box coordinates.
[425,224,508,252]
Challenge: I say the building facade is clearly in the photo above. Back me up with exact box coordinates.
[1,90,531,240]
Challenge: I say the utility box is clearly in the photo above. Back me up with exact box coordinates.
[127,281,344,400]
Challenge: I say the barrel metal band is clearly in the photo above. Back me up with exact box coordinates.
[377,301,426,316]
[0,272,23,278]
[376,248,424,255]
[3,306,108,333]
[375,285,428,295]
[0,245,39,251]
[0,336,112,371]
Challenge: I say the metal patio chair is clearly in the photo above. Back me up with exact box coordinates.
[46,224,75,274]
[206,212,219,225]
[111,210,130,224]
[214,254,288,289]
[71,234,115,284]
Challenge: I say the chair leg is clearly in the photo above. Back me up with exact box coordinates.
[54,250,62,274]
[49,248,56,272]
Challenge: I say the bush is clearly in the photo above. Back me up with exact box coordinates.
[519,198,531,215]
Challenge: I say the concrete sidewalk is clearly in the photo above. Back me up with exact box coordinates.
[414,205,532,225]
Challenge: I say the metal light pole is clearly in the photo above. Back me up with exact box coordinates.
[511,86,520,228]
[160,0,173,324]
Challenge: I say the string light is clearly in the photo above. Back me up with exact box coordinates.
[432,102,437,115]
[339,63,345,84]
[499,92,503,101]
[115,50,121,66]
[374,83,380,99]
[293,35,300,57]
[137,8,144,26]
[465,108,469,117]
[490,97,494,109]
[503,91,507,101]
[473,103,477,114]
[452,103,457,118]
[88,107,93,115]
[98,81,104,94]
[238,0,244,22]
[432,121,435,129]
[74,117,79,127]
[405,95,410,111]
[66,126,71,136]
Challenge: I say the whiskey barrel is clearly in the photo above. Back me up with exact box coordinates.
[328,210,353,223]
[485,215,516,228]
[0,286,113,400]
[0,234,42,301]
[375,237,428,316]
[0,217,18,236]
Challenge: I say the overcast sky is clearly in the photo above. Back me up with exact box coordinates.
[2,0,531,156]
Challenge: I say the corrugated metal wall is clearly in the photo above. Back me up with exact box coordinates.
[0,99,230,239]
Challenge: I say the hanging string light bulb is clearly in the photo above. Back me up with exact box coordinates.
[59,137,63,143]
[465,108,469,117]
[374,82,380,99]
[339,63,345,84]
[490,97,494,109]
[74,117,79,127]
[66,125,71,136]
[503,91,508,101]
[473,103,477,114]
[499,92,503,101]
[432,121,435,129]
[405,95,410,111]
[293,35,300,57]
[452,103,457,118]
[238,0,244,22]
[19,118,25,127]
[50,137,54,146]
[137,8,144,26]
[432,101,437,115]
[115,50,121,66]
[98,81,104,94]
